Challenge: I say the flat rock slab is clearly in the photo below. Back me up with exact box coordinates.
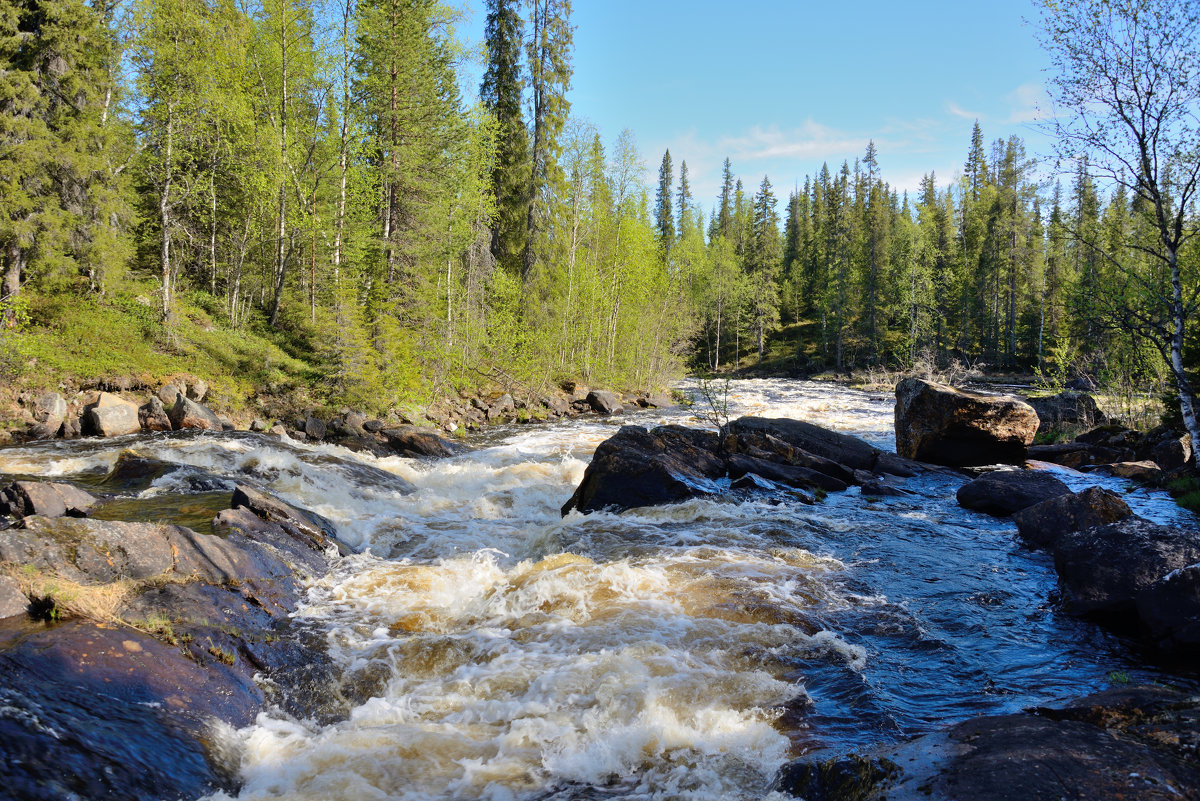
[729,416,883,472]
[0,618,247,800]
[956,469,1071,516]
[777,686,1200,801]
[0,480,97,518]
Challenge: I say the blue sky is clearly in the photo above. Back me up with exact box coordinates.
[456,0,1056,212]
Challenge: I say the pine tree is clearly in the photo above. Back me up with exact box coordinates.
[654,148,674,249]
[676,159,692,236]
[480,0,527,276]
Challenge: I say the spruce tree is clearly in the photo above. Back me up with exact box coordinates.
[481,0,528,276]
[654,148,674,250]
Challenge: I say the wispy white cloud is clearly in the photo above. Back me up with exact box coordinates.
[1004,82,1045,124]
[946,101,983,121]
[717,121,869,164]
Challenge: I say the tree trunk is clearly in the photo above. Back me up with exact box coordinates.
[160,104,175,325]
[269,5,289,328]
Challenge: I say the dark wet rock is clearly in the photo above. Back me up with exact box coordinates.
[301,415,326,441]
[138,396,173,432]
[97,454,178,493]
[587,389,624,415]
[224,484,347,560]
[955,469,1071,516]
[730,472,777,492]
[1054,517,1200,618]
[1026,441,1093,468]
[776,686,1200,801]
[1012,486,1133,549]
[894,377,1038,467]
[0,575,27,618]
[722,427,857,485]
[1151,432,1193,471]
[0,480,97,519]
[168,393,223,431]
[0,618,244,801]
[1077,423,1141,449]
[652,424,726,475]
[381,425,463,458]
[83,392,141,438]
[861,479,911,498]
[562,425,723,515]
[1137,564,1200,652]
[727,453,847,493]
[728,416,887,474]
[1025,391,1106,432]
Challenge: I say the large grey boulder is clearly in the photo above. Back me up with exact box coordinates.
[82,392,141,438]
[138,396,173,432]
[895,378,1039,466]
[167,392,223,431]
[587,389,624,415]
[0,480,97,519]
[1011,486,1133,549]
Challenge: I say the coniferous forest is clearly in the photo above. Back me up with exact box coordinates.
[1,0,1197,419]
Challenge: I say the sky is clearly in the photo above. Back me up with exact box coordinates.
[455,0,1059,214]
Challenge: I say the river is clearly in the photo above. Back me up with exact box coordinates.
[0,378,1195,800]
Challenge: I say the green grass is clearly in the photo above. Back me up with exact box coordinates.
[9,281,320,413]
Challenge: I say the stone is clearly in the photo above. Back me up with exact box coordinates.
[250,419,268,432]
[33,392,66,423]
[0,575,28,618]
[227,484,346,557]
[861,479,911,497]
[138,396,172,432]
[641,392,675,409]
[487,393,516,421]
[302,415,326,440]
[57,417,81,439]
[586,389,624,415]
[381,425,463,458]
[1136,564,1200,652]
[956,469,1071,516]
[1025,391,1106,432]
[167,393,223,431]
[1094,460,1164,484]
[1054,517,1200,617]
[894,377,1039,467]
[82,392,141,438]
[562,425,724,516]
[776,686,1200,801]
[543,395,570,415]
[1012,486,1133,549]
[157,383,183,407]
[727,416,886,473]
[363,419,385,433]
[726,453,848,493]
[1151,433,1193,471]
[730,473,777,492]
[0,481,97,519]
[722,427,858,484]
[186,379,209,402]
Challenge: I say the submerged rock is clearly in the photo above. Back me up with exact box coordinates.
[956,469,1071,516]
[894,378,1038,467]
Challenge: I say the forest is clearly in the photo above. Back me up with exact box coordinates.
[1,0,1197,417]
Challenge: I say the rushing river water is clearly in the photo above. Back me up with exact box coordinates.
[1,379,1197,801]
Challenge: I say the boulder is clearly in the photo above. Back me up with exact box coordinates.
[0,575,28,618]
[226,484,346,558]
[250,418,268,433]
[586,389,624,416]
[1054,517,1200,617]
[861,479,912,498]
[1093,460,1164,484]
[562,425,724,515]
[730,472,778,493]
[487,393,516,421]
[58,416,81,440]
[722,427,857,485]
[1136,564,1200,651]
[1026,441,1093,468]
[33,391,66,423]
[894,378,1039,466]
[542,395,571,416]
[186,379,209,402]
[641,392,675,409]
[1151,433,1193,471]
[1025,391,1106,432]
[381,425,463,458]
[0,481,97,519]
[138,396,172,432]
[302,415,326,441]
[1012,486,1133,549]
[157,383,183,407]
[956,469,1071,516]
[776,686,1200,801]
[82,392,141,438]
[362,419,385,434]
[727,417,885,474]
[167,393,223,431]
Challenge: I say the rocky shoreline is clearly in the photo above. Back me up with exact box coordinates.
[0,376,1197,800]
